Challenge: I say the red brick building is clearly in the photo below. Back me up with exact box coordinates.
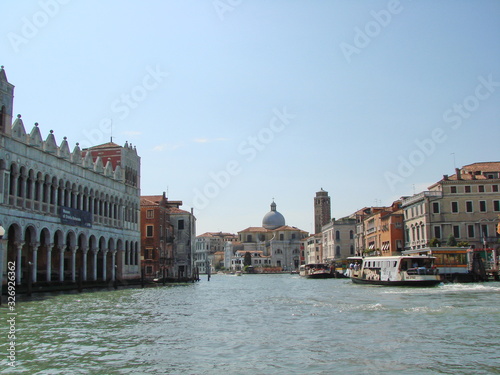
[140,193,175,280]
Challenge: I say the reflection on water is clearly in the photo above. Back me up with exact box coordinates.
[3,275,500,374]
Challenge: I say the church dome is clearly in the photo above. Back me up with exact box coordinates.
[262,201,285,230]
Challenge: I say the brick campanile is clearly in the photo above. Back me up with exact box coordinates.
[314,188,331,234]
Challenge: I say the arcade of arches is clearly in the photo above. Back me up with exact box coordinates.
[4,223,140,285]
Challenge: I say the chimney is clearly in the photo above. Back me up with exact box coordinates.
[443,175,448,180]
[455,168,461,180]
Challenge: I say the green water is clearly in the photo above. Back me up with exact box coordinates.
[2,275,500,374]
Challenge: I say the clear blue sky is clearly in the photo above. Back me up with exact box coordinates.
[2,0,499,235]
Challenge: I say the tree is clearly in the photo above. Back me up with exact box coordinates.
[243,252,252,267]
[429,237,441,247]
[447,234,457,246]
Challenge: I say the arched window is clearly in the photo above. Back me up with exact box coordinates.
[0,105,5,133]
[335,231,340,240]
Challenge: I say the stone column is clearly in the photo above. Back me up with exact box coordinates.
[59,246,65,282]
[70,246,77,282]
[32,243,39,283]
[102,249,108,281]
[81,247,88,281]
[47,244,53,282]
[92,248,98,281]
[111,250,117,281]
[15,242,23,285]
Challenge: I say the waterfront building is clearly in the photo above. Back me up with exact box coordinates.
[194,231,237,273]
[141,194,196,280]
[352,206,385,256]
[314,188,331,234]
[402,163,500,251]
[0,67,141,286]
[140,193,174,280]
[362,200,404,256]
[322,216,356,262]
[226,201,308,271]
[302,233,322,264]
[168,202,196,279]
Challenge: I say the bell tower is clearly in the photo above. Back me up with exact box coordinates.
[314,188,331,234]
[0,66,14,136]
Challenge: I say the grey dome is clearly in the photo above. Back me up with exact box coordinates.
[262,201,285,230]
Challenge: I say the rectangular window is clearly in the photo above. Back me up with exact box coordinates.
[493,185,499,192]
[478,185,485,193]
[453,225,460,238]
[479,201,487,212]
[481,225,488,238]
[450,186,457,194]
[465,186,471,193]
[451,201,459,213]
[432,202,440,214]
[178,219,184,230]
[146,225,154,237]
[434,226,442,239]
[494,200,500,212]
[146,266,153,274]
[146,209,154,219]
[468,225,475,238]
[466,201,473,213]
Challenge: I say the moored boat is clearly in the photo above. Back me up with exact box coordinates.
[350,256,441,286]
[299,263,334,279]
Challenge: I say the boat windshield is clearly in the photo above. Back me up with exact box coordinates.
[306,264,329,270]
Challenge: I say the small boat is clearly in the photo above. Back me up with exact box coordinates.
[235,271,242,276]
[350,256,441,286]
[299,263,335,279]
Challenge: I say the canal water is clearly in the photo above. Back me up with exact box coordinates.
[2,275,500,375]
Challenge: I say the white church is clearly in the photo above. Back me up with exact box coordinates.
[224,201,308,271]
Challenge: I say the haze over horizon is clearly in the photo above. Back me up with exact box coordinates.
[2,0,499,235]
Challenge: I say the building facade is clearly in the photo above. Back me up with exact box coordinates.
[314,188,331,234]
[140,193,174,280]
[225,201,308,271]
[141,194,196,280]
[362,201,404,256]
[403,163,500,251]
[302,233,322,264]
[0,67,141,286]
[194,232,237,273]
[322,217,356,262]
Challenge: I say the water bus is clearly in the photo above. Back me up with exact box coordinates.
[299,263,334,279]
[349,256,441,286]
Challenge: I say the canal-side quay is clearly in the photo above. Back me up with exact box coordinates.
[2,274,500,375]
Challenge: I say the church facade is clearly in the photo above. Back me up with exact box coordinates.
[225,201,308,271]
[0,66,141,287]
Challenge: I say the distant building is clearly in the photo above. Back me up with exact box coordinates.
[322,217,356,262]
[140,194,196,280]
[314,188,331,234]
[226,201,308,271]
[362,201,404,256]
[0,66,141,286]
[302,233,322,264]
[140,193,175,280]
[402,163,500,250]
[168,202,196,279]
[195,231,237,273]
[352,206,385,256]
